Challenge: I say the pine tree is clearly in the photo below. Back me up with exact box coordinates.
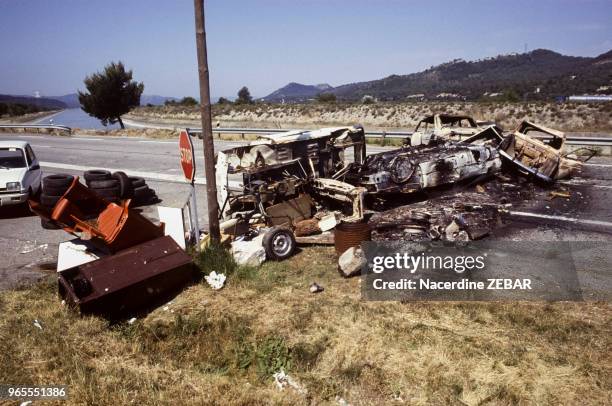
[78,62,144,128]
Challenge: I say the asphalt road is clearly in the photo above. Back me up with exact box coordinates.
[1,131,611,295]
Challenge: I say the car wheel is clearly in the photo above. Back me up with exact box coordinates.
[262,227,296,260]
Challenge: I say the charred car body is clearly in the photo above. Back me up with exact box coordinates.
[215,126,368,257]
[343,129,502,194]
[411,114,485,143]
[499,121,588,183]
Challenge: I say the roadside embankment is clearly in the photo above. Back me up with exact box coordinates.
[127,102,612,133]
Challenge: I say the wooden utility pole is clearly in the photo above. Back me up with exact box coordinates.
[193,0,220,242]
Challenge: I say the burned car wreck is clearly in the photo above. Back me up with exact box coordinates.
[215,126,368,260]
[499,121,591,183]
[215,119,595,266]
[342,127,502,195]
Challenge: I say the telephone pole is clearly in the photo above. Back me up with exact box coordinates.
[193,0,221,242]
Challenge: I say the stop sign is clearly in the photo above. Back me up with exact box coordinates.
[179,130,196,182]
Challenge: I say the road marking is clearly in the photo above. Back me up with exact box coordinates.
[584,163,612,168]
[138,140,176,144]
[31,110,65,124]
[508,211,612,229]
[39,161,242,188]
[557,180,612,190]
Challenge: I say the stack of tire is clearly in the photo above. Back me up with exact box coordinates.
[83,169,157,206]
[39,173,75,229]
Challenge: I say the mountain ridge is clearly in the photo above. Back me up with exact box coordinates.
[263,49,612,102]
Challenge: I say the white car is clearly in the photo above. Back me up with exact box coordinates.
[0,140,42,206]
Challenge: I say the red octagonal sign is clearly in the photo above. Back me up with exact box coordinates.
[179,130,196,182]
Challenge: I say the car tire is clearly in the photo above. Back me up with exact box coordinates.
[129,176,146,188]
[133,185,150,198]
[40,194,61,208]
[41,218,61,230]
[112,171,133,198]
[88,179,119,189]
[43,174,74,189]
[92,185,120,196]
[42,184,69,197]
[262,226,296,260]
[84,169,111,183]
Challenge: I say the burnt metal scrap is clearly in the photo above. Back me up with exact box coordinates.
[342,130,501,194]
[216,117,596,257]
[368,192,504,242]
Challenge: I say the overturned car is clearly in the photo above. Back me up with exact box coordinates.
[343,128,502,194]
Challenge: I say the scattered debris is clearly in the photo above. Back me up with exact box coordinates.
[273,369,307,394]
[549,190,571,200]
[57,236,193,318]
[309,282,324,293]
[205,271,227,290]
[33,319,42,330]
[20,242,48,254]
[127,317,137,324]
[338,246,366,278]
[231,233,267,266]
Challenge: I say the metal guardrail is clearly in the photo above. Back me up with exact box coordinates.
[186,127,612,146]
[0,124,72,133]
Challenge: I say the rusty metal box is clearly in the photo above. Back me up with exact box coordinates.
[58,235,194,318]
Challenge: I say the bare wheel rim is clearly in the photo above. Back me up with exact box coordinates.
[272,233,292,256]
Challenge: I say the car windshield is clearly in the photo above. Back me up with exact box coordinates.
[0,148,27,169]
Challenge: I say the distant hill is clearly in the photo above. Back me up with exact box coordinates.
[140,94,178,106]
[264,49,612,102]
[46,93,178,108]
[262,82,333,102]
[0,94,66,110]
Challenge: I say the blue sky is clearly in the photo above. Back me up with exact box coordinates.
[0,0,610,99]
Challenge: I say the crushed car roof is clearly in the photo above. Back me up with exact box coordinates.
[253,126,361,145]
[517,121,565,138]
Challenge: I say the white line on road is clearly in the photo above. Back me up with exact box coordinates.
[557,180,612,190]
[40,161,242,189]
[508,211,612,229]
[584,163,612,168]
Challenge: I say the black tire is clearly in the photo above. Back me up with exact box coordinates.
[112,171,133,198]
[133,185,150,198]
[41,218,61,230]
[88,179,119,189]
[262,227,296,260]
[129,176,146,188]
[43,174,74,189]
[84,169,111,183]
[40,194,61,208]
[42,184,69,197]
[92,186,120,197]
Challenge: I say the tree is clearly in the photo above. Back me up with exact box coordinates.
[179,96,198,106]
[217,97,231,105]
[316,92,336,103]
[236,86,253,104]
[78,61,144,129]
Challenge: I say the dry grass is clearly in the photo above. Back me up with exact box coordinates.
[129,102,612,133]
[0,246,610,405]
